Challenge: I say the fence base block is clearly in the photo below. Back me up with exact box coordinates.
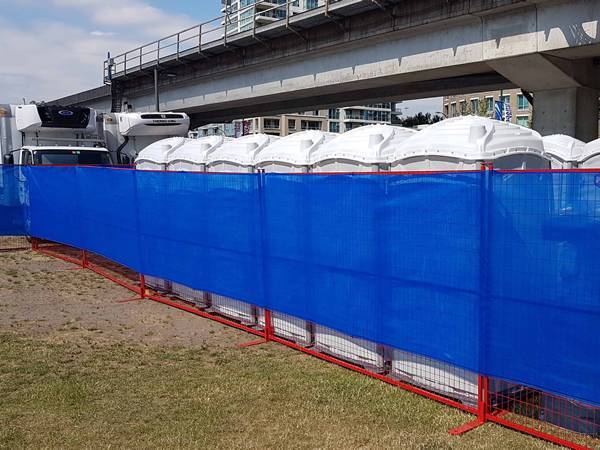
[448,419,486,436]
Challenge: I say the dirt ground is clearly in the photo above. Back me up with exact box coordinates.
[0,249,247,349]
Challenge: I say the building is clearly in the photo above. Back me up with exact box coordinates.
[326,103,393,133]
[443,89,532,127]
[234,112,328,137]
[221,0,322,34]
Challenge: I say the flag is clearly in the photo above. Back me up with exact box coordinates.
[494,101,504,121]
[494,100,512,122]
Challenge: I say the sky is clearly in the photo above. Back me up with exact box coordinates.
[0,0,440,115]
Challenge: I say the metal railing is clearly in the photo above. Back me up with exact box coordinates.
[103,0,345,83]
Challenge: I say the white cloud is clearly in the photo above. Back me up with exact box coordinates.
[0,1,196,103]
[400,97,444,116]
[52,0,195,37]
[90,30,116,37]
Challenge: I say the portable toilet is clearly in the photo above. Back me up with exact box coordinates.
[390,116,549,171]
[135,137,187,171]
[166,136,229,307]
[135,137,187,292]
[166,135,228,172]
[307,125,417,371]
[309,124,416,172]
[388,116,548,405]
[253,130,337,345]
[205,134,279,324]
[542,135,584,169]
[578,138,600,168]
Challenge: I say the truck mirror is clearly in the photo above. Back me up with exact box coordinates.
[3,154,14,165]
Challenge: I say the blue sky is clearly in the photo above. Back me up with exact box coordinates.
[0,0,440,114]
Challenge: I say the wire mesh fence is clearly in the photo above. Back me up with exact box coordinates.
[2,166,600,450]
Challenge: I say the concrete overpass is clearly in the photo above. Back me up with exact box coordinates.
[54,0,600,140]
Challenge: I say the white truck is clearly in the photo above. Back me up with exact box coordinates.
[1,104,112,166]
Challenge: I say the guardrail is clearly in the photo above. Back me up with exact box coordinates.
[103,0,345,83]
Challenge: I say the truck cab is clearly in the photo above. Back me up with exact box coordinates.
[8,146,112,166]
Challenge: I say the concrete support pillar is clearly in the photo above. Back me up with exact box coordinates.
[532,87,599,142]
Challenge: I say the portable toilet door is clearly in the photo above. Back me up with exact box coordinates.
[135,137,187,292]
[166,136,228,307]
[307,125,416,372]
[253,131,337,345]
[205,133,279,324]
[387,116,547,405]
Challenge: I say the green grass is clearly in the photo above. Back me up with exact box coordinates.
[0,333,555,449]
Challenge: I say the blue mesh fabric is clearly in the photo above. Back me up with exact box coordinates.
[6,166,599,406]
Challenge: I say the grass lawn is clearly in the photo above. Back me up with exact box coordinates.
[0,332,555,449]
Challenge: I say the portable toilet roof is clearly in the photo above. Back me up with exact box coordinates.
[578,138,600,168]
[389,116,547,170]
[543,135,585,168]
[135,137,187,167]
[308,124,416,166]
[205,133,278,169]
[254,130,337,170]
[166,136,229,168]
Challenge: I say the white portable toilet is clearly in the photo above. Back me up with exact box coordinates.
[166,136,229,307]
[135,137,187,292]
[308,125,417,371]
[542,135,585,169]
[310,124,416,172]
[205,133,279,324]
[388,116,548,405]
[390,116,549,171]
[578,138,600,168]
[253,130,337,345]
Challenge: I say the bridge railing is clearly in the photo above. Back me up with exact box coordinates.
[103,0,345,83]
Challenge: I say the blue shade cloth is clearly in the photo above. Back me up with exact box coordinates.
[0,166,27,236]
[5,165,600,406]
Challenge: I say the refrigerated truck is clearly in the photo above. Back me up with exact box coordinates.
[1,104,112,165]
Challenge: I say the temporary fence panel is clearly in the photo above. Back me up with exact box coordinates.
[16,166,600,412]
[166,136,229,308]
[488,171,600,407]
[0,166,27,237]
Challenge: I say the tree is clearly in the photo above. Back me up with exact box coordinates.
[394,112,443,128]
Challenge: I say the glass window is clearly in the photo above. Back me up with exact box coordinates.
[516,116,530,128]
[329,122,339,133]
[288,119,296,130]
[459,100,467,115]
[486,97,494,112]
[517,94,530,110]
[34,150,111,165]
[450,102,457,117]
[470,98,479,114]
[500,95,510,105]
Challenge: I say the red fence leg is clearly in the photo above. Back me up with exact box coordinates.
[117,274,146,303]
[449,375,488,435]
[237,308,273,348]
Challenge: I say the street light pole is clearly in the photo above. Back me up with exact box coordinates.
[154,68,160,112]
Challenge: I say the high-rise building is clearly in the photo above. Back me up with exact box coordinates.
[221,1,323,34]
[443,89,533,128]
